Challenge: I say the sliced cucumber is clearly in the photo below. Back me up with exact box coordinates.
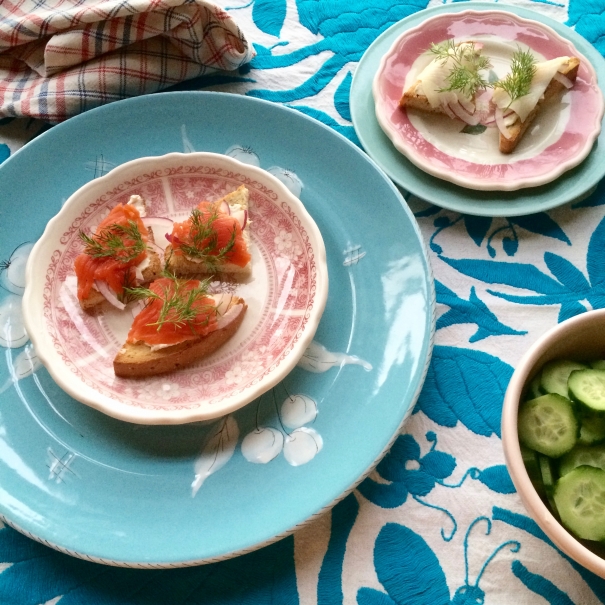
[518,394,577,458]
[591,360,605,371]
[541,360,587,398]
[579,413,605,445]
[527,371,544,399]
[538,453,557,495]
[559,444,605,477]
[568,369,605,413]
[521,445,545,497]
[553,466,605,541]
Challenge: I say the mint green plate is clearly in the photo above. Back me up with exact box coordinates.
[350,2,605,217]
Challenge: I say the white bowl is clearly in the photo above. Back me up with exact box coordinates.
[22,152,328,425]
[502,309,605,577]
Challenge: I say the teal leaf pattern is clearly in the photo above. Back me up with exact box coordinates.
[436,282,526,343]
[415,346,512,438]
[318,494,359,605]
[252,0,287,36]
[511,561,575,604]
[366,524,450,605]
[0,525,298,605]
[567,0,605,55]
[476,465,516,494]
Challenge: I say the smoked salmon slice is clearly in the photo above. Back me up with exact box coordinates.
[126,277,219,346]
[74,203,149,301]
[170,200,251,268]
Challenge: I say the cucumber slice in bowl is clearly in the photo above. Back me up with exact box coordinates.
[578,413,605,445]
[569,369,605,413]
[559,444,605,477]
[541,360,587,398]
[554,466,605,541]
[518,393,578,458]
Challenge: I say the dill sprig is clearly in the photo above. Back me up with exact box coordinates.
[124,273,216,333]
[178,205,236,269]
[429,40,492,97]
[493,48,536,104]
[79,220,146,263]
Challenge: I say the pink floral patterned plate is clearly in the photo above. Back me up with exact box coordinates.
[22,152,328,424]
[372,10,604,191]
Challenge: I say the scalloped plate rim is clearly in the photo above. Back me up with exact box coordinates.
[371,8,604,192]
[22,151,329,425]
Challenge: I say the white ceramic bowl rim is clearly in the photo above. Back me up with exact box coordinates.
[22,152,329,425]
[502,309,605,577]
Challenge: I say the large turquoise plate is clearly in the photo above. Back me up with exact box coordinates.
[0,92,434,566]
[350,2,605,217]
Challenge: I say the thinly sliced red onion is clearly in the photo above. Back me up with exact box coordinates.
[441,102,456,120]
[448,100,481,125]
[457,96,475,114]
[218,201,231,215]
[94,280,126,310]
[495,106,513,140]
[553,72,573,89]
[166,233,182,246]
[146,240,164,257]
[213,293,234,316]
[216,304,243,330]
[231,209,248,230]
[142,217,173,251]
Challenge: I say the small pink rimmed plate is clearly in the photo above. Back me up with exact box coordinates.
[372,9,604,191]
[22,152,328,425]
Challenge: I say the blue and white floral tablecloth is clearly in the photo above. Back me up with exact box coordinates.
[2,0,605,603]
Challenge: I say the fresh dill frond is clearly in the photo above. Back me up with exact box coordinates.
[118,268,144,304]
[429,40,492,97]
[124,273,216,332]
[493,48,536,103]
[79,220,146,263]
[178,205,237,269]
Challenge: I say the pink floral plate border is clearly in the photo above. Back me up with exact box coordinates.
[372,10,604,191]
[23,153,328,424]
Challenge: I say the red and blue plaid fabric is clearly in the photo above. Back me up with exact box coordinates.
[0,0,253,122]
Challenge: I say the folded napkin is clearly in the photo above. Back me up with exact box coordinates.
[0,0,254,123]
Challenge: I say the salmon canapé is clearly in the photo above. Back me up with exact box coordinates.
[169,200,251,268]
[74,203,149,301]
[126,277,219,346]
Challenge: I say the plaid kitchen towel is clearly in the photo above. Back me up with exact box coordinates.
[0,0,254,122]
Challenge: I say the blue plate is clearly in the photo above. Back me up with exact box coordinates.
[0,92,434,566]
[350,2,605,217]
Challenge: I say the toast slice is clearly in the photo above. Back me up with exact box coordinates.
[114,293,247,378]
[77,196,163,312]
[399,41,486,119]
[498,56,580,154]
[165,185,251,277]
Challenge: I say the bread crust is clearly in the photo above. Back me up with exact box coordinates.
[165,185,251,277]
[400,82,448,114]
[113,297,247,378]
[499,57,580,154]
